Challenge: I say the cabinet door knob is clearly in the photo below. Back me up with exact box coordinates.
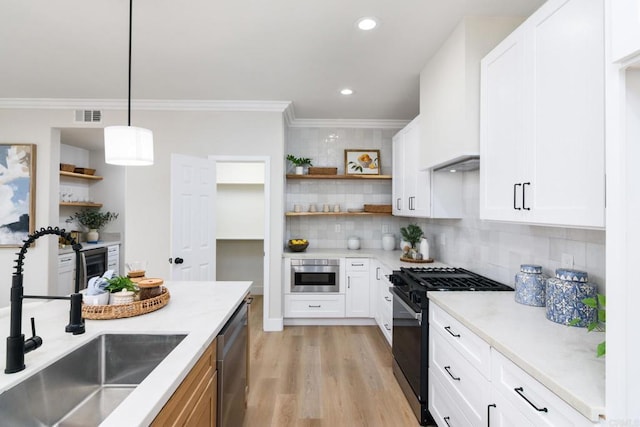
[173,257,184,264]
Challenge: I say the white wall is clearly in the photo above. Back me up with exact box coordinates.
[0,108,285,323]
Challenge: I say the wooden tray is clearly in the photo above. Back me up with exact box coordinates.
[400,256,434,263]
[308,167,337,175]
[82,288,170,320]
[364,204,392,213]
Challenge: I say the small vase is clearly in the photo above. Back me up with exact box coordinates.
[87,229,99,243]
[295,166,304,175]
[382,233,395,251]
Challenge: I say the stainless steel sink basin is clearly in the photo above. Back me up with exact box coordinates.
[0,333,186,426]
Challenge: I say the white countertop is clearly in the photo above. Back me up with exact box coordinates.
[0,281,251,426]
[283,248,450,271]
[58,240,121,254]
[428,292,605,422]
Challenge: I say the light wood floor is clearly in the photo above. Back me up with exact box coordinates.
[244,296,419,427]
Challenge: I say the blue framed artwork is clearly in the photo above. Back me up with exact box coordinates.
[0,144,36,247]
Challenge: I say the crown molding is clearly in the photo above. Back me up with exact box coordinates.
[287,118,409,129]
[0,98,291,112]
[0,98,409,129]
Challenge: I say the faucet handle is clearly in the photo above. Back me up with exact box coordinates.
[24,317,43,354]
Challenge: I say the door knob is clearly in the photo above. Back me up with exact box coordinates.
[174,257,184,264]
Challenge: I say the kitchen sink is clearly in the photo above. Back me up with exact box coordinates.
[0,333,186,426]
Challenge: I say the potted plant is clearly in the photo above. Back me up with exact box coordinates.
[400,224,424,257]
[68,208,118,243]
[286,154,313,175]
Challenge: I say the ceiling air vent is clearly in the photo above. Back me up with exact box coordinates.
[74,110,102,123]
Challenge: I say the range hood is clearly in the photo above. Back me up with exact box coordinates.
[432,155,480,172]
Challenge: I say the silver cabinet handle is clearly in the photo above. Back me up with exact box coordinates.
[347,276,351,288]
[308,304,321,308]
[351,263,364,267]
[396,198,401,210]
[384,296,392,302]
[384,323,391,331]
[376,267,380,280]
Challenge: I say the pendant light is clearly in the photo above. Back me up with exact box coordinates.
[104,0,154,166]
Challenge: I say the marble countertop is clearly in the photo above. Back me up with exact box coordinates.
[0,281,251,426]
[428,292,605,422]
[283,248,450,271]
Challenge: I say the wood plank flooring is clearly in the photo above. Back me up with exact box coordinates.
[245,296,419,427]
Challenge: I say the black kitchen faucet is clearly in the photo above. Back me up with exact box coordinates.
[5,227,85,374]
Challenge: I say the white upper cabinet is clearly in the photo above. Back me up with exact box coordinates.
[419,16,524,170]
[610,0,640,62]
[392,116,463,218]
[393,117,431,217]
[480,0,605,228]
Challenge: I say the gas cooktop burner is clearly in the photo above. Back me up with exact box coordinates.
[394,267,513,292]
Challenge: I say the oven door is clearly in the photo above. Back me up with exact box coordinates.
[81,247,108,290]
[391,288,426,402]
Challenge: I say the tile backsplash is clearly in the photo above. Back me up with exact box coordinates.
[285,127,606,291]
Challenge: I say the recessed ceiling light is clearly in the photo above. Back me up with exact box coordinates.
[340,88,354,95]
[356,17,378,31]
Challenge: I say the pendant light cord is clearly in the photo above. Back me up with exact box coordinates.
[128,0,133,127]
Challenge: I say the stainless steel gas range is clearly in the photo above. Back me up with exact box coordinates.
[389,267,513,426]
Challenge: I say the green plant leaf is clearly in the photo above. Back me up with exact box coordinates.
[568,318,581,326]
[597,294,606,307]
[596,341,606,357]
[105,276,137,293]
[586,321,599,332]
[581,297,597,308]
[598,309,606,323]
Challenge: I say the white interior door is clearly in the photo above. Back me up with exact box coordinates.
[170,154,216,281]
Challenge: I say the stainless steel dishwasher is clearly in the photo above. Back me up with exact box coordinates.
[217,299,248,427]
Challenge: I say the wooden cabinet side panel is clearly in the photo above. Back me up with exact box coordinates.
[151,339,217,426]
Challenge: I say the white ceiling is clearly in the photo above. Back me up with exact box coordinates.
[1,0,545,121]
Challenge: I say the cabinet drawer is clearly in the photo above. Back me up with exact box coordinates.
[345,258,369,271]
[284,294,345,318]
[107,245,119,255]
[429,302,491,378]
[428,368,473,427]
[430,327,491,426]
[491,350,594,426]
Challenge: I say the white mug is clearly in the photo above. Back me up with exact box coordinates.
[309,204,317,212]
[294,204,302,213]
[333,204,340,212]
[323,204,330,213]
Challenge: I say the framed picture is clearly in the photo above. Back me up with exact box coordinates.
[0,144,36,247]
[345,149,380,175]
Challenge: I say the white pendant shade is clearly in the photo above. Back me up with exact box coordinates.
[104,125,154,166]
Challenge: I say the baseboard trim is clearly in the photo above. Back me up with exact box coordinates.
[263,316,284,332]
[284,318,377,326]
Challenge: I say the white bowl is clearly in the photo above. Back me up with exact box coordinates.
[81,290,110,306]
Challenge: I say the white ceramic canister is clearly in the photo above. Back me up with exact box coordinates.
[514,264,547,307]
[382,233,395,251]
[545,268,597,327]
[419,237,430,259]
[347,236,361,250]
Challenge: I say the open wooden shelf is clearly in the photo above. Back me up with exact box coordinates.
[286,174,392,180]
[286,211,392,217]
[60,202,103,208]
[60,171,103,181]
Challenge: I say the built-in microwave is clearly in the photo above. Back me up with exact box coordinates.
[290,259,340,293]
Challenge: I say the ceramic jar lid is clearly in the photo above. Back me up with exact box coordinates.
[555,268,588,282]
[520,264,542,274]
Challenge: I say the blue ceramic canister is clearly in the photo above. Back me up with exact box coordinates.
[545,268,597,327]
[514,264,547,307]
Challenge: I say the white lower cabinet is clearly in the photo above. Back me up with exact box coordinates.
[372,261,393,345]
[345,258,370,318]
[491,350,595,426]
[284,294,345,318]
[429,302,597,427]
[429,369,473,427]
[107,244,120,275]
[57,253,75,295]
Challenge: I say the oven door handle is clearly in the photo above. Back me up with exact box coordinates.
[80,252,87,288]
[392,291,422,324]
